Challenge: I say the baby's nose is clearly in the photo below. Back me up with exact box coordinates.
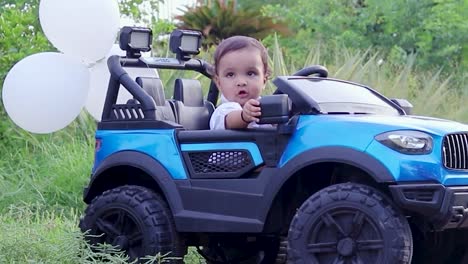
[236,78,247,86]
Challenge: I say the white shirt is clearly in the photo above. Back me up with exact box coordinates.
[210,95,272,130]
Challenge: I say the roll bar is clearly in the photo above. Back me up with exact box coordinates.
[101,55,217,121]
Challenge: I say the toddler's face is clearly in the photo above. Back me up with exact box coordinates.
[215,48,266,106]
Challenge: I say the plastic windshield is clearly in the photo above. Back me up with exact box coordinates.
[291,79,400,115]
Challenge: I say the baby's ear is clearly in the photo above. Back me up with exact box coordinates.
[213,75,221,88]
[263,71,270,84]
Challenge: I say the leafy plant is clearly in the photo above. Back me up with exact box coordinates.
[118,0,165,25]
[1,33,466,264]
[262,0,468,71]
[175,0,290,46]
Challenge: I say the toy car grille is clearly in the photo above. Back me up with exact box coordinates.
[188,150,253,174]
[110,104,145,120]
[443,133,468,169]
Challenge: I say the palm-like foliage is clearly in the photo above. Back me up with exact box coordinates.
[175,0,290,46]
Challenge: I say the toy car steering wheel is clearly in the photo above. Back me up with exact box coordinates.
[292,65,328,78]
[273,65,329,95]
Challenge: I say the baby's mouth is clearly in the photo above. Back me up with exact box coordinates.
[238,90,248,97]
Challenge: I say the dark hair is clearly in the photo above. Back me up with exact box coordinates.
[212,36,271,77]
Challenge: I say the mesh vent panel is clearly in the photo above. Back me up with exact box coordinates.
[188,150,252,174]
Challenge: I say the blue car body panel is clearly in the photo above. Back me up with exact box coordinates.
[280,115,468,185]
[94,114,468,185]
[94,129,188,179]
[95,130,265,180]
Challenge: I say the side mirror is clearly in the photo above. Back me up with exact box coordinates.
[391,98,413,115]
[258,94,290,124]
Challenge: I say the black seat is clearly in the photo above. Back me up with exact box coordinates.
[173,78,214,130]
[135,77,176,122]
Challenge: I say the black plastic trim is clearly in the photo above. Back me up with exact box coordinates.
[293,65,328,77]
[104,56,156,120]
[102,55,213,122]
[138,56,212,78]
[389,184,468,230]
[278,147,395,183]
[83,151,184,215]
[178,129,273,142]
[258,94,290,124]
[445,186,468,228]
[207,81,219,106]
[173,147,395,233]
[273,76,321,114]
[389,184,450,220]
[98,120,182,130]
[177,128,292,167]
[174,171,276,232]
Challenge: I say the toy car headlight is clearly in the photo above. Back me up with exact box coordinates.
[375,130,433,155]
[170,29,202,60]
[119,26,152,57]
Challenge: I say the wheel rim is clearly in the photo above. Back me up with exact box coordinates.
[306,207,384,263]
[93,207,145,259]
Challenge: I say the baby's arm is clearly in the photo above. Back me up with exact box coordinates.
[225,99,261,129]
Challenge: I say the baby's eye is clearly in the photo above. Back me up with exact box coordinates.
[247,71,257,76]
[225,72,234,77]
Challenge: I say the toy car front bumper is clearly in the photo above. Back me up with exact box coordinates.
[389,184,468,230]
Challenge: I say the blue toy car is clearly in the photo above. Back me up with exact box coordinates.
[80,27,468,264]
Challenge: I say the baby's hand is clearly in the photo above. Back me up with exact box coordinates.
[242,99,261,123]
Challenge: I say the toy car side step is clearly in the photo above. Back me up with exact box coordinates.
[174,210,264,233]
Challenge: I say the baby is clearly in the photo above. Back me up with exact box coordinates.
[209,36,271,130]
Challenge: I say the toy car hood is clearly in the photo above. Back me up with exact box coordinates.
[299,114,468,136]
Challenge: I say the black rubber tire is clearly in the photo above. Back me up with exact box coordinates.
[287,183,413,264]
[79,185,186,263]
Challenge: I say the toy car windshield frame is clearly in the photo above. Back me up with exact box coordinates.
[273,76,405,115]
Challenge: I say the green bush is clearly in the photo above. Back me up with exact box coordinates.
[262,0,468,70]
[0,1,466,262]
[175,0,290,46]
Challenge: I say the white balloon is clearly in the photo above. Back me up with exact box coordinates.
[39,0,120,63]
[85,44,159,121]
[2,52,89,134]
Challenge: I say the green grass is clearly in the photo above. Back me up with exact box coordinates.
[0,204,205,263]
[0,116,94,212]
[0,42,466,262]
[0,204,84,263]
[0,114,206,262]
